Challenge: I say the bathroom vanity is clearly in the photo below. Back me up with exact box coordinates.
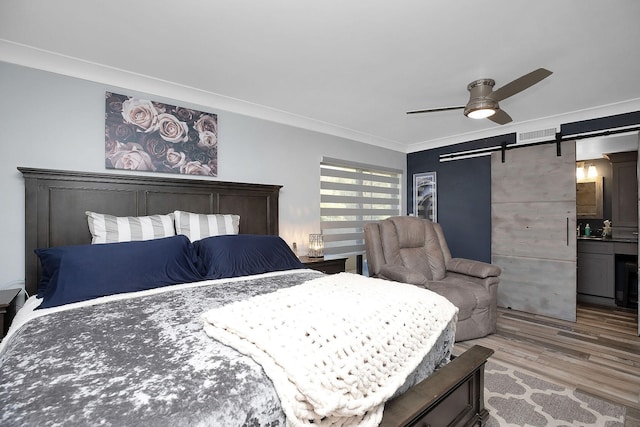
[576,149,638,308]
[577,237,638,307]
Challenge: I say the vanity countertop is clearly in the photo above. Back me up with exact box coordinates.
[577,236,638,244]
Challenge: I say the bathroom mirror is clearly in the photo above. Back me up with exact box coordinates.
[576,176,603,219]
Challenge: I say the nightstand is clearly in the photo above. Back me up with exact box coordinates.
[0,288,21,340]
[299,256,347,274]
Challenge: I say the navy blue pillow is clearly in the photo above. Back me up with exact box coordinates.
[193,234,305,279]
[36,266,52,299]
[35,235,203,309]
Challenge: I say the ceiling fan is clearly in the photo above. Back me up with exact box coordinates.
[406,68,552,125]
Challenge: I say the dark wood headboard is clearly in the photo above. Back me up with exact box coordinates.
[20,167,282,296]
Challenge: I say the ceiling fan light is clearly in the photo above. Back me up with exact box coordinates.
[467,108,496,119]
[464,96,499,120]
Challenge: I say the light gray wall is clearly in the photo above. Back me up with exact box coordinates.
[0,61,405,292]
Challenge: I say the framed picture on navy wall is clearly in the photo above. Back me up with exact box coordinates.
[413,172,437,222]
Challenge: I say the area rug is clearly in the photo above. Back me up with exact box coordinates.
[484,361,625,426]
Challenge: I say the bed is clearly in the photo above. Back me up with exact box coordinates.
[0,167,493,426]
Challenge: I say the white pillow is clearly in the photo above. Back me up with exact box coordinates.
[86,211,176,244]
[173,210,240,241]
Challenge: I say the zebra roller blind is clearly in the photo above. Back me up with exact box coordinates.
[320,157,401,258]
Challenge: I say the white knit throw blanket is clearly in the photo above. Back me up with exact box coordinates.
[201,272,458,427]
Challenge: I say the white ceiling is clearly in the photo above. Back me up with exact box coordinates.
[2,1,640,153]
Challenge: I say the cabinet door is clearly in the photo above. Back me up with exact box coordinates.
[491,141,577,322]
[577,252,614,298]
[612,157,638,228]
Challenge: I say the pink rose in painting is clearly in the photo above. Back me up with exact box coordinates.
[194,115,217,134]
[119,148,156,171]
[121,98,159,132]
[108,142,156,171]
[197,131,217,149]
[157,113,189,143]
[180,160,213,176]
[165,148,186,169]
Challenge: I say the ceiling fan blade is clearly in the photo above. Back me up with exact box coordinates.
[487,109,512,125]
[491,68,552,102]
[406,105,465,115]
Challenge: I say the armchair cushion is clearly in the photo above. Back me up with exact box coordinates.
[379,264,428,286]
[378,219,432,281]
[380,217,449,281]
[446,258,502,279]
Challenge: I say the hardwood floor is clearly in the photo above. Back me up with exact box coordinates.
[454,303,640,426]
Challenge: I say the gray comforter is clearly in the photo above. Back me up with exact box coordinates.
[0,270,455,427]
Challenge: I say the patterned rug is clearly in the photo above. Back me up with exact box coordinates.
[484,361,625,426]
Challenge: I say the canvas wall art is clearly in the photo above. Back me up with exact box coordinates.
[105,92,218,176]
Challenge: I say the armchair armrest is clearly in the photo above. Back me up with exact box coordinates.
[379,264,429,286]
[446,258,501,279]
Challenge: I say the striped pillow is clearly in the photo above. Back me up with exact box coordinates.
[173,210,240,241]
[86,211,176,244]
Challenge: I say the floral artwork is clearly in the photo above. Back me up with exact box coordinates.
[105,92,217,176]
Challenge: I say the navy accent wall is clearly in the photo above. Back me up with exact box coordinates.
[407,110,640,265]
[407,134,514,263]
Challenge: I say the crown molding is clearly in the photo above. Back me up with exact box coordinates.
[0,39,406,153]
[3,39,639,156]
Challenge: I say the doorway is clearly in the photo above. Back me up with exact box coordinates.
[575,132,639,334]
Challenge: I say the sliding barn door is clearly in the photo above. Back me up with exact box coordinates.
[492,141,577,322]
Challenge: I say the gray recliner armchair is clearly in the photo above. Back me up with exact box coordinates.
[364,216,501,342]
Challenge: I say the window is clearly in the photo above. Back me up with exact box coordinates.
[320,157,402,260]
